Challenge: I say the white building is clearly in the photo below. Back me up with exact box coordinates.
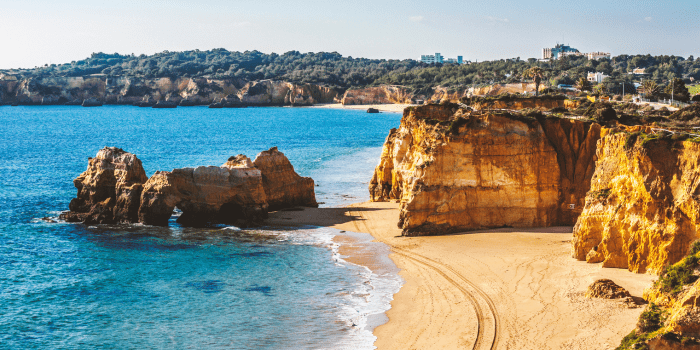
[586,52,611,60]
[587,72,610,84]
[420,53,463,64]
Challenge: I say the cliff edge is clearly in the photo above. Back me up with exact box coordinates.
[369,103,601,235]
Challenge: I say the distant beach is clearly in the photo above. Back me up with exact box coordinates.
[307,103,415,114]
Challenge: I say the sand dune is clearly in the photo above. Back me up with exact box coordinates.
[267,202,656,350]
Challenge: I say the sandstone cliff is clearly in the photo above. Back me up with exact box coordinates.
[60,147,148,224]
[369,103,601,235]
[572,130,700,273]
[341,85,415,105]
[616,246,700,349]
[252,147,318,210]
[138,164,269,226]
[0,74,339,106]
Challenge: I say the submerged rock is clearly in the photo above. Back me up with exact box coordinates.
[60,147,148,224]
[252,147,318,210]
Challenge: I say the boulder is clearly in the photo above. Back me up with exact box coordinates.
[60,147,148,224]
[252,147,318,210]
[585,279,632,299]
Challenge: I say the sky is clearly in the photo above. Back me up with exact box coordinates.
[1,0,699,69]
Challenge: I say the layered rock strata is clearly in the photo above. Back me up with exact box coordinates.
[572,131,700,273]
[0,75,339,106]
[63,147,316,227]
[252,147,318,210]
[341,86,415,105]
[60,147,148,224]
[138,163,268,226]
[369,104,601,235]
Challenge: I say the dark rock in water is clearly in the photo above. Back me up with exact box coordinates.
[222,94,246,108]
[64,99,82,105]
[11,102,19,106]
[208,102,223,108]
[179,99,196,107]
[133,101,155,107]
[367,108,380,113]
[60,147,148,225]
[81,99,103,107]
[152,101,177,108]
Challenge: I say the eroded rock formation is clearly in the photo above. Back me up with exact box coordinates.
[341,86,415,105]
[138,164,268,226]
[369,103,601,235]
[60,147,148,224]
[572,130,700,273]
[63,147,316,227]
[0,74,339,106]
[252,147,318,210]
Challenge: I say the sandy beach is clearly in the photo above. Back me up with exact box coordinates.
[307,103,414,114]
[268,202,657,350]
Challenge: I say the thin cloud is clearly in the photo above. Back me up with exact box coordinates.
[485,16,509,23]
[645,17,653,22]
[409,16,424,23]
[234,21,251,27]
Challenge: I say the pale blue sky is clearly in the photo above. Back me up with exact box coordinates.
[1,0,698,69]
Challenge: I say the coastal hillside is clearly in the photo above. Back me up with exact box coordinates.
[1,50,699,105]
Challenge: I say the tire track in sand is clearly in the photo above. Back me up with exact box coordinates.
[349,208,500,350]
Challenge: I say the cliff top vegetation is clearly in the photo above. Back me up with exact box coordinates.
[2,50,700,94]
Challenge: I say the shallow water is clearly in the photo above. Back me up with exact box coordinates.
[0,106,402,349]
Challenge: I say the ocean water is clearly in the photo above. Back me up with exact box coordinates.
[0,106,402,349]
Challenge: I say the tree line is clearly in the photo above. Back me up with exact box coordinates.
[4,49,700,98]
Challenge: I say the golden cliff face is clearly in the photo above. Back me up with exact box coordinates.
[341,85,414,105]
[572,132,700,274]
[370,104,600,235]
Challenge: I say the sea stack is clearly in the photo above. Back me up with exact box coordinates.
[60,147,148,224]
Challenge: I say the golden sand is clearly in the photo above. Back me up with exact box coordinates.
[267,202,656,350]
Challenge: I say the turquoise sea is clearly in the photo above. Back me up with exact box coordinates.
[0,106,403,349]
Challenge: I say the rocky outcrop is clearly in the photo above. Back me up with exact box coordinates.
[369,103,601,235]
[252,147,317,210]
[585,279,632,299]
[341,85,415,105]
[467,96,574,111]
[63,147,317,227]
[619,249,700,349]
[0,74,339,106]
[572,130,700,273]
[60,147,148,224]
[138,164,269,226]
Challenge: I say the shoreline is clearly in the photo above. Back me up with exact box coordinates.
[305,103,414,114]
[268,202,658,350]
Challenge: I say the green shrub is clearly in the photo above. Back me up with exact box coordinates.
[656,254,699,295]
[637,303,666,333]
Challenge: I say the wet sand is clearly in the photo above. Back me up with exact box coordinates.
[267,202,656,350]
